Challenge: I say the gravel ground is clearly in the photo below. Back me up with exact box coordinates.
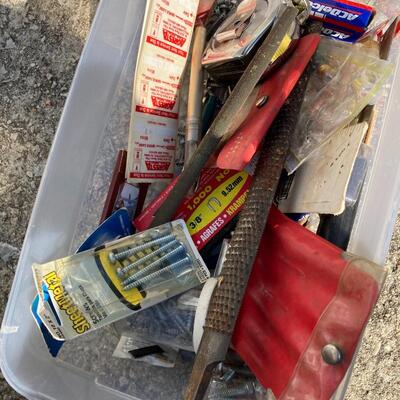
[0,1,98,399]
[0,1,399,399]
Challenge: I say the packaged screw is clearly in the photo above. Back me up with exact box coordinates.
[32,220,210,340]
[114,289,200,352]
[205,365,270,400]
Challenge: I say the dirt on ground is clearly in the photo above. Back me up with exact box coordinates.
[0,1,98,399]
[0,1,398,399]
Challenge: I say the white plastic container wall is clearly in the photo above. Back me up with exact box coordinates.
[2,1,400,399]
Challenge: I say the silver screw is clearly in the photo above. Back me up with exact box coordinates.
[220,369,235,383]
[123,256,191,291]
[256,95,269,108]
[210,380,255,399]
[117,240,181,277]
[122,244,186,286]
[108,234,175,263]
[321,344,343,365]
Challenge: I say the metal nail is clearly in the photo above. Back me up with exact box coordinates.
[108,234,175,263]
[117,240,180,277]
[122,244,186,286]
[321,344,343,365]
[123,256,191,291]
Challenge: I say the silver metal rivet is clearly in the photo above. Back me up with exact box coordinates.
[256,95,269,108]
[322,344,343,365]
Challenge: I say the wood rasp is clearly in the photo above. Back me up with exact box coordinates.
[184,48,317,400]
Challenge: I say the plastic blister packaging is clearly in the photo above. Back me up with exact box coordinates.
[114,289,200,352]
[286,37,393,174]
[202,0,299,82]
[202,0,281,66]
[205,364,270,400]
[32,220,209,340]
[363,0,400,38]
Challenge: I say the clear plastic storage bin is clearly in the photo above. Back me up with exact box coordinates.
[2,1,400,399]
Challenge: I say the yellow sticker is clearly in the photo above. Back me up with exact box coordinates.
[272,34,292,63]
[186,171,249,235]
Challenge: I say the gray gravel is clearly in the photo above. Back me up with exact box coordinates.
[0,1,399,399]
[0,1,98,399]
[345,218,400,400]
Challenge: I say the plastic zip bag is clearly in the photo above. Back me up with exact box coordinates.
[286,37,393,174]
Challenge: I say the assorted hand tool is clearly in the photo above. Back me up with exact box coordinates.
[184,31,318,399]
[150,3,301,227]
[216,33,320,170]
[27,1,397,399]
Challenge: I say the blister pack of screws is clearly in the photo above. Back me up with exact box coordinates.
[32,220,209,340]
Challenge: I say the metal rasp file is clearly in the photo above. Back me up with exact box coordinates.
[184,52,316,400]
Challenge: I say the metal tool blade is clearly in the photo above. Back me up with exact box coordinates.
[184,53,315,400]
[150,4,299,228]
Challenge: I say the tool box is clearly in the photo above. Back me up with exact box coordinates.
[1,1,400,399]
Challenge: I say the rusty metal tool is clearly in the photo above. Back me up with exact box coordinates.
[183,53,315,400]
[150,3,300,228]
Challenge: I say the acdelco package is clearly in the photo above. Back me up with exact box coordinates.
[126,0,199,183]
[309,0,375,42]
[32,220,209,340]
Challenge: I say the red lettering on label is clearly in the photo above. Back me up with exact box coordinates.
[146,36,187,58]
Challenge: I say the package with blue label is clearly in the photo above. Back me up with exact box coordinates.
[309,0,376,42]
[31,220,209,340]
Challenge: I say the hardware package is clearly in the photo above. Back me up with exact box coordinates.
[32,220,209,340]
